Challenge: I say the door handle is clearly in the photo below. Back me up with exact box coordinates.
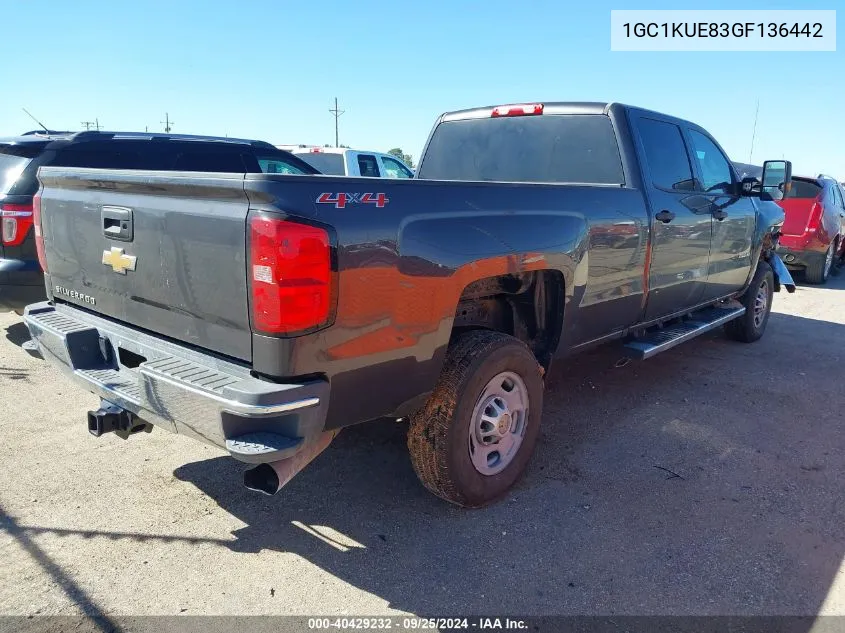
[713,209,728,221]
[101,206,133,242]
[655,210,675,223]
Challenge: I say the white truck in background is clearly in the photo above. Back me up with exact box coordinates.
[281,146,414,178]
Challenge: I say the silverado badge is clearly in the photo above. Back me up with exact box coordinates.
[102,247,137,274]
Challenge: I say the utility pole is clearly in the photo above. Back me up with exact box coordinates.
[161,112,174,133]
[329,98,345,147]
[81,119,101,131]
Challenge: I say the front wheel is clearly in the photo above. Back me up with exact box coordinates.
[407,330,544,507]
[725,260,774,343]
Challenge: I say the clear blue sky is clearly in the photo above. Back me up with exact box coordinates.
[2,0,842,178]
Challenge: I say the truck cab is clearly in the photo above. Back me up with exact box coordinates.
[291,147,414,179]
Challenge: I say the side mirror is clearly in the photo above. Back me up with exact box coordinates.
[761,160,792,197]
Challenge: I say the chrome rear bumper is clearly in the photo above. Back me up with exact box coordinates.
[23,302,329,463]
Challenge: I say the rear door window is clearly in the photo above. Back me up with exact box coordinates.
[172,150,245,172]
[636,118,696,192]
[54,143,146,170]
[417,114,624,184]
[252,156,314,174]
[380,156,413,178]
[357,154,380,177]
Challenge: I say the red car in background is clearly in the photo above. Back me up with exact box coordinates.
[776,175,845,284]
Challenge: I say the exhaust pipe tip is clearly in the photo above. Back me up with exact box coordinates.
[243,464,281,496]
[242,430,341,496]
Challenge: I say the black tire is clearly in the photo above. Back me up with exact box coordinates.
[407,330,544,507]
[725,260,775,343]
[804,242,835,285]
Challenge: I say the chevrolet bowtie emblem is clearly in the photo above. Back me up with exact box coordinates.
[102,247,137,274]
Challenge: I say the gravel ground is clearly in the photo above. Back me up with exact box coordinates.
[1,273,844,620]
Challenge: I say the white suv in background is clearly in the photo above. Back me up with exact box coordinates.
[287,147,414,178]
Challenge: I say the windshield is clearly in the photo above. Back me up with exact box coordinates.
[295,152,345,175]
[417,114,624,184]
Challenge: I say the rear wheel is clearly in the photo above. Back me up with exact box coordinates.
[407,330,544,507]
[725,261,774,343]
[804,242,835,285]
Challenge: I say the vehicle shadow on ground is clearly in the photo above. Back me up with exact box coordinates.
[3,320,31,347]
[174,309,845,617]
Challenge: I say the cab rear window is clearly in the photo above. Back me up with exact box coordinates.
[297,152,345,175]
[416,114,624,185]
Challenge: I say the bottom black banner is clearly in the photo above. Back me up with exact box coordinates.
[0,616,841,633]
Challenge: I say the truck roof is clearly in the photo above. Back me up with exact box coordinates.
[290,147,395,156]
[440,101,612,122]
[437,101,714,137]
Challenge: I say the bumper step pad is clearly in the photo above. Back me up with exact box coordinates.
[225,433,304,463]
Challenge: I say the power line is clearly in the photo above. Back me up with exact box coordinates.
[329,98,345,147]
[81,118,101,131]
[161,112,174,133]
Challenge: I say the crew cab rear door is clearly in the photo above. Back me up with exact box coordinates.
[631,114,712,321]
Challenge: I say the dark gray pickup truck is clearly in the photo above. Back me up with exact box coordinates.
[24,102,792,507]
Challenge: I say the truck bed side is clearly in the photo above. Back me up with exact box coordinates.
[242,175,651,427]
[37,169,650,428]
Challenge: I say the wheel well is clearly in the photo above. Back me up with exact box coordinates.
[452,271,564,369]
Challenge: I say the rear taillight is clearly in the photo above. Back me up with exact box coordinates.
[32,192,48,272]
[491,103,544,118]
[806,199,824,232]
[249,215,333,335]
[1,202,34,246]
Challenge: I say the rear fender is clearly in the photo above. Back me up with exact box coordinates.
[398,210,583,319]
[379,212,585,409]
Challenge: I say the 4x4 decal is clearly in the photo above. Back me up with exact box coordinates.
[316,192,389,209]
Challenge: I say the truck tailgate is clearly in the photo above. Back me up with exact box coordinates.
[37,168,253,362]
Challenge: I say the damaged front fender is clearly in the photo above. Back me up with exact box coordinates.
[766,251,796,294]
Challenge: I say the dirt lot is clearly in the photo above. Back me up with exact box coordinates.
[1,274,844,620]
